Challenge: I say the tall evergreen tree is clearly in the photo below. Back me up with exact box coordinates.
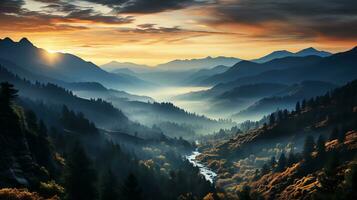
[269,114,276,125]
[237,185,252,200]
[295,102,301,113]
[269,156,277,170]
[100,169,119,200]
[303,136,315,162]
[260,164,269,176]
[64,143,97,200]
[316,135,326,159]
[121,173,142,200]
[0,82,21,136]
[329,127,339,141]
[0,82,18,110]
[338,131,346,144]
[276,153,287,172]
[287,151,296,167]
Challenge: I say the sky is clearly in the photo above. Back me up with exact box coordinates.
[0,0,356,66]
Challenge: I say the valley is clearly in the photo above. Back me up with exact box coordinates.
[0,36,356,200]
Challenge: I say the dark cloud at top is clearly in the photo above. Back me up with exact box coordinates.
[207,0,357,40]
[0,0,25,14]
[0,0,134,31]
[84,0,199,14]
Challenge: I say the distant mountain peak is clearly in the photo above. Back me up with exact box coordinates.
[297,47,318,53]
[19,37,34,47]
[0,37,15,46]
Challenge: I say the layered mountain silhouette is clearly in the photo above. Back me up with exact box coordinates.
[156,56,241,71]
[252,47,331,63]
[102,61,152,73]
[233,81,338,121]
[0,37,151,90]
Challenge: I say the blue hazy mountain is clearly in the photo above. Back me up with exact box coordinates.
[232,81,338,121]
[252,47,332,63]
[101,61,152,73]
[199,56,323,86]
[183,65,230,85]
[0,37,151,90]
[156,56,241,71]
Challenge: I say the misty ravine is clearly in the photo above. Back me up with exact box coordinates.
[186,149,217,184]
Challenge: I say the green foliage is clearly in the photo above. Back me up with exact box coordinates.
[100,170,119,200]
[316,135,326,159]
[60,105,98,135]
[121,173,142,200]
[269,156,277,170]
[303,135,315,162]
[276,153,287,172]
[329,127,339,141]
[64,143,97,200]
[237,185,251,200]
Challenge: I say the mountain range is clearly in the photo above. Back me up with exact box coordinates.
[0,37,151,90]
[252,47,332,63]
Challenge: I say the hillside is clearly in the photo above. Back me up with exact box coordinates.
[200,56,323,86]
[233,81,338,121]
[156,56,241,71]
[252,47,331,63]
[196,79,357,199]
[0,38,151,90]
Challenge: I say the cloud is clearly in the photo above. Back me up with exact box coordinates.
[0,0,25,14]
[0,0,134,33]
[84,0,201,14]
[203,0,357,40]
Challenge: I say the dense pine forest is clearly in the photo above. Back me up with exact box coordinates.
[0,82,215,200]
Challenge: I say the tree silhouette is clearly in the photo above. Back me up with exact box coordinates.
[237,185,252,200]
[64,142,97,200]
[338,131,346,144]
[269,113,275,125]
[303,136,315,162]
[295,102,301,113]
[316,135,326,159]
[329,127,339,141]
[100,169,119,200]
[121,173,142,200]
[0,82,20,136]
[0,82,18,110]
[276,153,287,172]
[269,156,277,170]
[260,164,269,176]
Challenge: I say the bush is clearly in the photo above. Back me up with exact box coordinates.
[0,188,59,200]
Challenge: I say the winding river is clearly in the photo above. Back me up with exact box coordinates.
[186,149,217,183]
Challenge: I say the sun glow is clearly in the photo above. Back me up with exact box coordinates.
[41,50,60,65]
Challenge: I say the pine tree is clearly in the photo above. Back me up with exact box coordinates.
[287,151,296,167]
[0,82,18,110]
[329,127,339,141]
[269,113,276,125]
[270,156,277,170]
[301,99,306,109]
[0,82,20,136]
[237,185,252,200]
[121,173,142,200]
[338,131,346,144]
[276,153,287,172]
[295,102,301,113]
[100,169,119,200]
[64,143,97,200]
[260,164,269,176]
[303,136,315,162]
[277,110,283,122]
[316,135,326,159]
